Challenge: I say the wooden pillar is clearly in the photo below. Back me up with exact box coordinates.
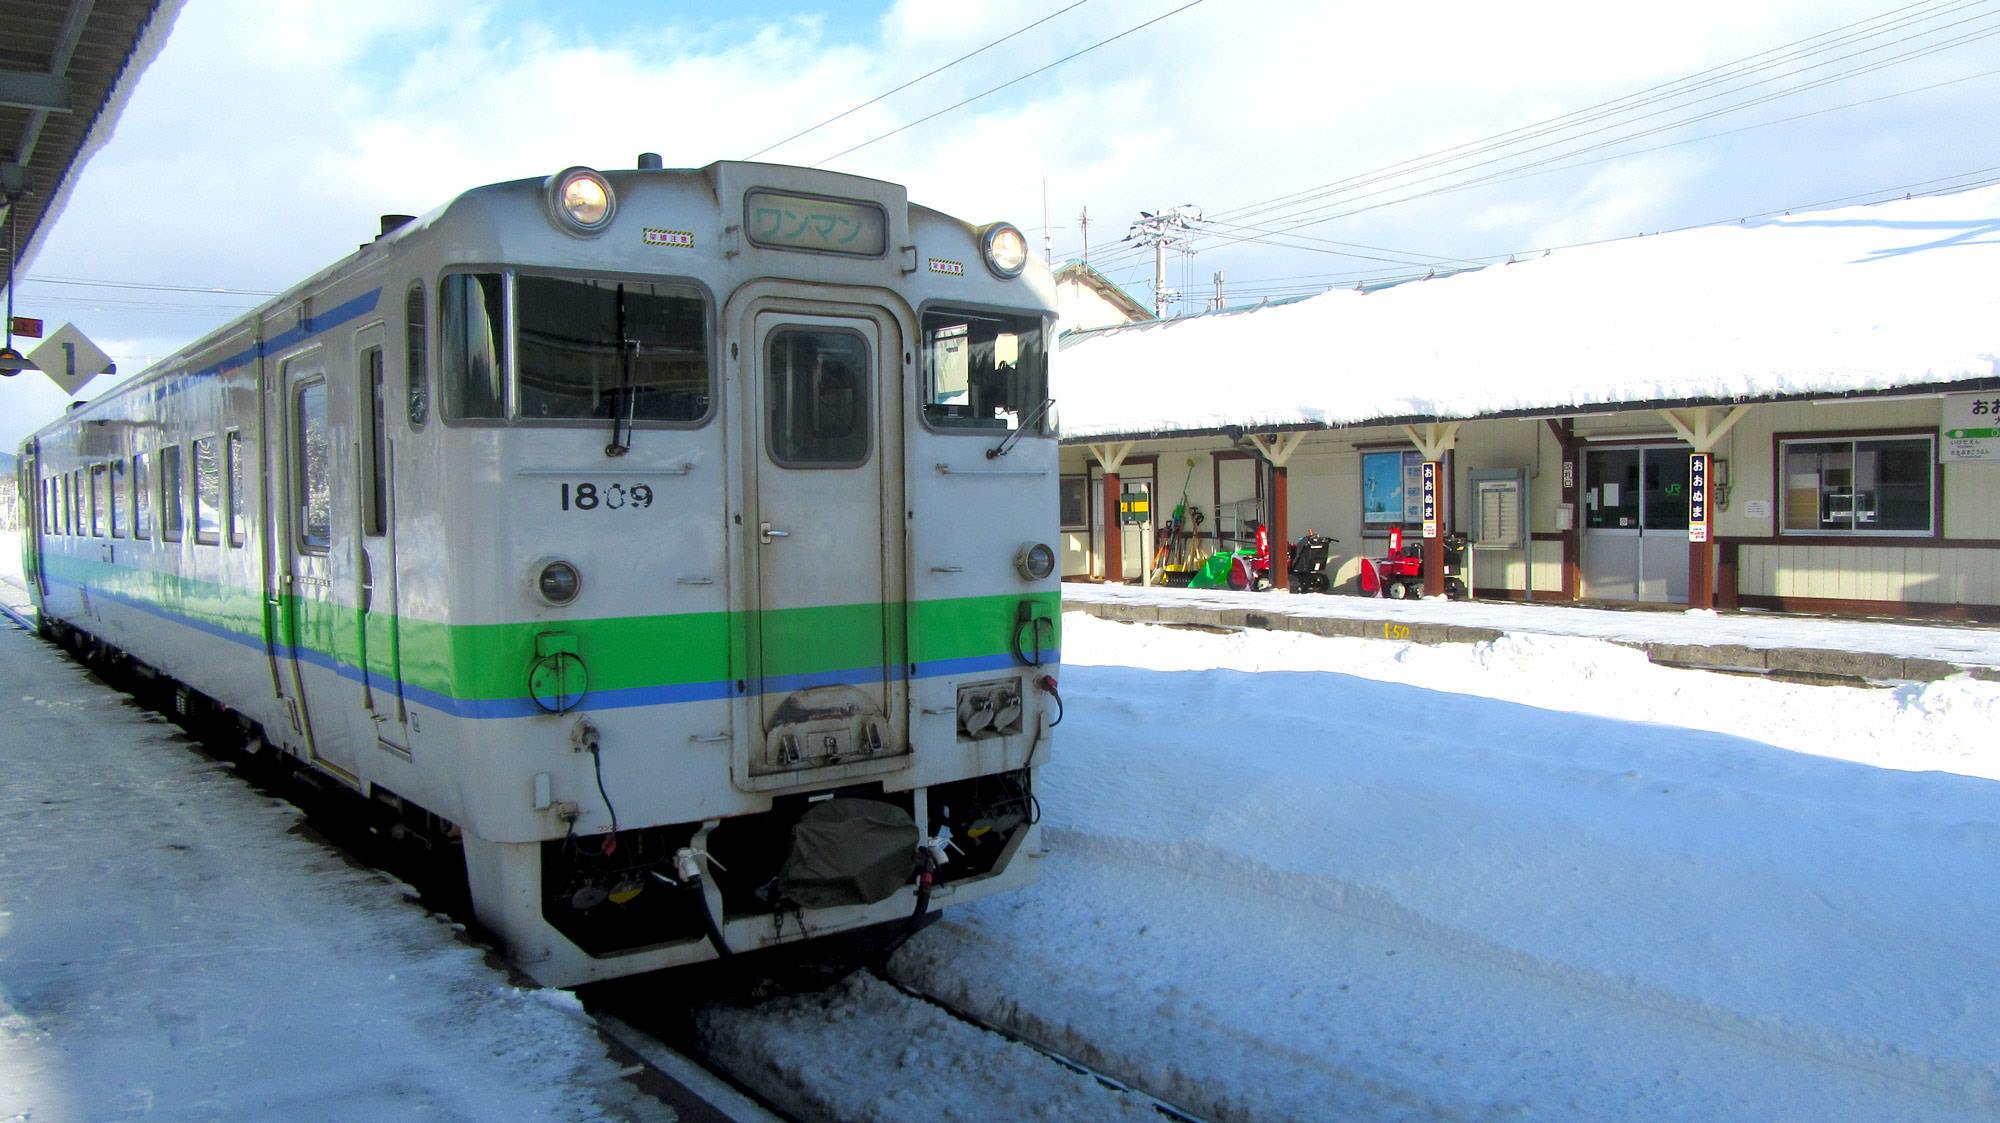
[1545,418,1580,600]
[1688,538,1712,609]
[1660,406,1752,613]
[1102,470,1123,582]
[1270,464,1289,588]
[1247,431,1308,592]
[1089,441,1136,583]
[1422,485,1445,597]
[1402,423,1459,598]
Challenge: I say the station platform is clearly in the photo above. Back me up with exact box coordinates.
[0,600,674,1121]
[1062,581,2000,684]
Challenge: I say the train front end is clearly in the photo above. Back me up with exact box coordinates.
[408,160,1059,985]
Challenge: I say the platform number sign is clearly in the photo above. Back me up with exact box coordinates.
[1688,452,1710,544]
[1420,460,1439,539]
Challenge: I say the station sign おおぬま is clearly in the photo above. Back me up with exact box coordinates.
[1688,452,1710,543]
[1420,461,1439,538]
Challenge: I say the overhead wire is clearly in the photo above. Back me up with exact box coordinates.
[1071,0,2000,273]
[743,0,1095,161]
[1212,0,1995,229]
[812,0,1207,167]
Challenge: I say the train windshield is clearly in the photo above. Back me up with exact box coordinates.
[920,309,1049,432]
[516,275,710,422]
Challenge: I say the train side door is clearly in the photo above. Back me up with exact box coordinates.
[279,351,360,780]
[740,305,909,786]
[353,326,410,751]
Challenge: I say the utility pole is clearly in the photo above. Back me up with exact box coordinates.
[1124,204,1201,319]
[1078,206,1090,264]
[1212,271,1226,311]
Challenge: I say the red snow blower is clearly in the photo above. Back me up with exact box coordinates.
[1359,526,1468,599]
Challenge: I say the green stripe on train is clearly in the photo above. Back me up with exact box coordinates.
[38,553,1059,700]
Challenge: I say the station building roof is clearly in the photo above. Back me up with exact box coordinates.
[1,0,181,281]
[1055,185,2000,442]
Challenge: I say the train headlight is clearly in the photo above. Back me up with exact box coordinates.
[536,560,583,605]
[1015,542,1056,581]
[545,167,616,236]
[981,222,1028,278]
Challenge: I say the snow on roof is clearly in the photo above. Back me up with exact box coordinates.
[1055,186,2000,440]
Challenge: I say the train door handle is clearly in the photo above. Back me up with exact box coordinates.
[760,522,789,544]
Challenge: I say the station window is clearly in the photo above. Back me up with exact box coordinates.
[160,445,185,543]
[1781,435,1934,535]
[920,309,1049,432]
[133,452,153,541]
[295,380,333,550]
[193,436,222,544]
[441,272,506,420]
[109,460,126,538]
[226,431,245,546]
[1060,475,1089,531]
[405,282,430,427]
[1360,449,1424,535]
[766,327,870,467]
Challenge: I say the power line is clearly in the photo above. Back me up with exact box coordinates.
[1074,2,2000,272]
[22,274,279,297]
[813,0,1207,167]
[743,0,1095,161]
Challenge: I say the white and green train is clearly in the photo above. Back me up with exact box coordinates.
[15,158,1060,986]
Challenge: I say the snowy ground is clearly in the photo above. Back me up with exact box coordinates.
[0,621,661,1123]
[708,613,2000,1121]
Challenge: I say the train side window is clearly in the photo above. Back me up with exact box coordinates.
[109,460,126,538]
[71,469,83,535]
[193,436,222,545]
[133,452,153,540]
[295,380,333,550]
[441,272,506,420]
[226,431,246,546]
[89,464,107,537]
[405,283,429,427]
[919,309,1050,433]
[362,347,387,537]
[765,327,870,468]
[515,274,710,423]
[160,445,186,543]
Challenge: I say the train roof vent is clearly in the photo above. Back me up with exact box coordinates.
[637,152,663,170]
[377,214,416,240]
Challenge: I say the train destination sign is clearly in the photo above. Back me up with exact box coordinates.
[744,190,887,256]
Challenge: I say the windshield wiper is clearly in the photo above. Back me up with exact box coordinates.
[606,285,635,458]
[986,397,1056,459]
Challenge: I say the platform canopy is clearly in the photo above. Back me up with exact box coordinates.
[1,0,180,280]
[1056,186,2000,441]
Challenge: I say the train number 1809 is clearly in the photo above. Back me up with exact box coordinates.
[559,482,655,512]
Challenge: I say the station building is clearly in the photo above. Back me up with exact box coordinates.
[1053,186,2000,621]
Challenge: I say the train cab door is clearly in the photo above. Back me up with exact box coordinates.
[352,326,410,752]
[738,302,909,788]
[278,349,360,781]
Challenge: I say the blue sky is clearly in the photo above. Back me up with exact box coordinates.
[5,0,1997,443]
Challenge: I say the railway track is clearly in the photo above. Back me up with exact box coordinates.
[588,964,1212,1123]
